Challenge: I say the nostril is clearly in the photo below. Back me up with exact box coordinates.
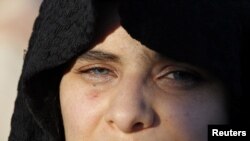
[132,122,144,131]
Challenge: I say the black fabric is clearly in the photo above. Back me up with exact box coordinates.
[119,0,241,89]
[9,0,97,140]
[9,0,249,140]
[119,0,250,125]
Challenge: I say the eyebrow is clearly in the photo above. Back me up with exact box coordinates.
[78,50,121,63]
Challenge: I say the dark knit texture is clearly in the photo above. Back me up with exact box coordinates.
[9,0,97,140]
[9,0,249,140]
[119,0,249,125]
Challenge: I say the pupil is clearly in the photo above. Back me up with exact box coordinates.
[173,72,194,81]
[94,68,108,74]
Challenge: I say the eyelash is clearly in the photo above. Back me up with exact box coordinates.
[83,67,111,75]
[78,66,117,83]
[77,65,204,89]
[166,71,201,81]
[156,67,204,89]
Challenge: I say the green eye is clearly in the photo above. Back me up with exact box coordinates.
[89,68,110,75]
[157,67,204,90]
[166,71,201,82]
[79,66,117,84]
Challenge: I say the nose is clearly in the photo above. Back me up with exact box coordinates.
[104,78,155,133]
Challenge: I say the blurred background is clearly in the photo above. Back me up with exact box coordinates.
[0,0,42,140]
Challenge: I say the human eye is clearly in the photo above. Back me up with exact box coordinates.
[166,70,201,82]
[85,67,111,76]
[156,66,204,89]
[77,65,117,84]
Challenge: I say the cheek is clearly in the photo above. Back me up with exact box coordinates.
[155,89,228,140]
[60,74,107,138]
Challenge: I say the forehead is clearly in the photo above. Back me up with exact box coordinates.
[86,25,160,63]
[92,3,160,63]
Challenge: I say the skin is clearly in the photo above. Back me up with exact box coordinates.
[59,24,228,141]
[60,3,228,140]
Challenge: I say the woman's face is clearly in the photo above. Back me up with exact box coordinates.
[60,25,228,141]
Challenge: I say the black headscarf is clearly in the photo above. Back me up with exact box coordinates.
[9,0,249,140]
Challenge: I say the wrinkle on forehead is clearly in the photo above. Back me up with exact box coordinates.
[88,1,161,66]
[91,25,160,66]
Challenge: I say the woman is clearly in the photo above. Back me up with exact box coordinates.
[9,0,249,140]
